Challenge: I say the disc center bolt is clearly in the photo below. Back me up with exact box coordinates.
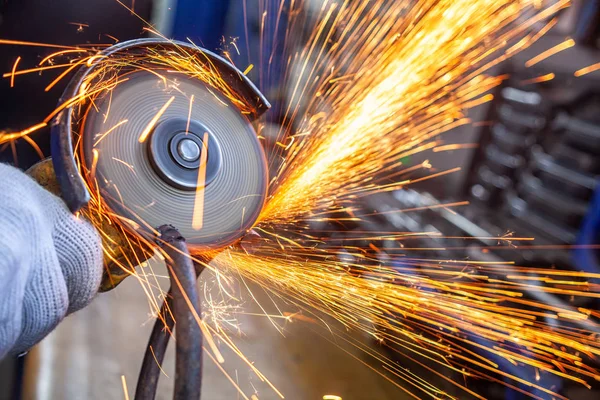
[149,119,222,190]
[177,138,201,162]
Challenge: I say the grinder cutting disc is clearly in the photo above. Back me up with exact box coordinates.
[81,71,268,249]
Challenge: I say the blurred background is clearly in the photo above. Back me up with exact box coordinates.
[0,0,599,399]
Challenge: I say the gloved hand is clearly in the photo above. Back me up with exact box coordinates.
[0,163,103,359]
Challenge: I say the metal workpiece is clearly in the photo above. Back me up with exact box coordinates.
[135,294,175,400]
[135,225,205,400]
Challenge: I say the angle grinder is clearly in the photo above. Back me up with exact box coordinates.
[27,38,270,290]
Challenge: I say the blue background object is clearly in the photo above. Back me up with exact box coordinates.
[171,0,232,51]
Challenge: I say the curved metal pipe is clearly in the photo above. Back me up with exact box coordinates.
[134,225,205,400]
[134,294,174,400]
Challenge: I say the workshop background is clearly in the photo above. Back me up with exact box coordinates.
[1,0,599,399]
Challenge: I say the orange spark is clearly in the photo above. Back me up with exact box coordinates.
[94,119,129,146]
[39,49,89,65]
[2,63,71,78]
[121,375,130,400]
[22,135,44,160]
[0,122,47,143]
[0,38,79,49]
[525,38,575,67]
[575,62,600,77]
[45,56,90,92]
[149,346,169,378]
[185,94,195,135]
[433,143,479,152]
[192,132,210,230]
[520,72,555,85]
[138,96,174,143]
[10,56,21,87]
[90,149,99,179]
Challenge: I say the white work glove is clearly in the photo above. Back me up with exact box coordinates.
[0,163,103,359]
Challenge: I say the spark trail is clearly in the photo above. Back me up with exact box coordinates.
[261,0,569,224]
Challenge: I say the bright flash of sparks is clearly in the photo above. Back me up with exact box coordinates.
[213,247,600,398]
[260,0,570,225]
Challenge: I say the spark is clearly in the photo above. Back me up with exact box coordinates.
[231,40,241,55]
[138,96,174,143]
[520,72,555,85]
[39,49,89,65]
[10,141,17,167]
[111,157,136,174]
[185,94,194,135]
[104,34,120,43]
[86,54,108,67]
[94,119,129,146]
[68,22,89,33]
[260,0,570,224]
[192,132,210,230]
[243,64,254,75]
[121,375,130,400]
[0,122,47,142]
[2,62,72,78]
[44,77,130,123]
[22,135,44,160]
[10,56,21,87]
[0,38,79,49]
[45,56,91,92]
[149,346,169,378]
[575,62,600,77]
[525,38,575,67]
[432,143,479,152]
[90,149,99,179]
[67,22,90,27]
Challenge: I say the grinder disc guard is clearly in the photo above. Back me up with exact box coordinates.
[82,71,267,249]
